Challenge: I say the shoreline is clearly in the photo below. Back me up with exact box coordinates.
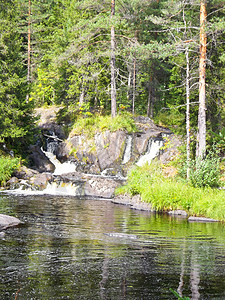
[112,194,220,223]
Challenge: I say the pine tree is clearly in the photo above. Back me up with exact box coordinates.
[0,0,35,152]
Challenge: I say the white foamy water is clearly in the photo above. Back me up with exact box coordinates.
[3,181,81,196]
[122,135,132,164]
[136,138,164,167]
[42,149,77,175]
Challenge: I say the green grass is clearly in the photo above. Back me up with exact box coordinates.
[70,111,137,138]
[116,162,225,221]
[0,156,20,186]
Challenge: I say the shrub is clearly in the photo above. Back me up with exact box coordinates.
[0,156,20,185]
[189,152,221,188]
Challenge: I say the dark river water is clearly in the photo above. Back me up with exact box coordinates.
[0,193,225,300]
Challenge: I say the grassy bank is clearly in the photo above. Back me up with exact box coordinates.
[69,111,137,138]
[116,163,225,221]
[0,156,20,186]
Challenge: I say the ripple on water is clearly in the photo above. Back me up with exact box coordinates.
[0,194,225,300]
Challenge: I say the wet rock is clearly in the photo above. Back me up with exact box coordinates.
[6,177,20,189]
[35,106,66,140]
[0,214,21,231]
[112,194,154,211]
[134,129,162,155]
[83,175,122,198]
[30,173,53,190]
[13,166,39,180]
[188,216,219,222]
[168,210,188,216]
[29,145,55,173]
[95,130,126,171]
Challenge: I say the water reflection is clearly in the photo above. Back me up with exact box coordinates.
[0,194,225,299]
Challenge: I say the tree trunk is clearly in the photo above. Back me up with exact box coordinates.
[132,58,136,115]
[186,47,190,180]
[111,0,116,118]
[127,67,132,101]
[27,0,31,83]
[147,75,154,118]
[197,0,207,158]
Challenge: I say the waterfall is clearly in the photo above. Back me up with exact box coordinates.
[122,135,132,164]
[42,132,77,175]
[42,148,77,175]
[136,138,164,167]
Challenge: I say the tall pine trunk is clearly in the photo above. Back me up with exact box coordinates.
[197,0,207,157]
[111,0,116,118]
[186,47,190,179]
[132,58,136,115]
[27,0,31,83]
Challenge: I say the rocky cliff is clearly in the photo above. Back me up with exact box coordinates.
[7,107,181,197]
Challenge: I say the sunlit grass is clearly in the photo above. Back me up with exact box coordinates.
[116,162,225,221]
[70,111,137,138]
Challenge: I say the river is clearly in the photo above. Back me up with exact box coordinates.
[0,193,224,299]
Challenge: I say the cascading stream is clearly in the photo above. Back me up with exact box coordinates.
[122,135,132,165]
[136,138,164,166]
[42,132,77,175]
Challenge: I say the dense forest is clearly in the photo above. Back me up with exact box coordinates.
[0,0,224,158]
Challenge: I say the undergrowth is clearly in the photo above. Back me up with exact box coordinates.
[116,162,225,221]
[0,156,20,186]
[70,111,137,138]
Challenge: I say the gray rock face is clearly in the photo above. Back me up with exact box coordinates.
[84,176,121,198]
[56,127,172,176]
[29,145,55,173]
[0,214,21,231]
[95,130,126,171]
[59,173,124,198]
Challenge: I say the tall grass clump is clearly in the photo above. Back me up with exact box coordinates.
[116,162,225,221]
[70,111,137,137]
[189,152,221,188]
[0,156,20,186]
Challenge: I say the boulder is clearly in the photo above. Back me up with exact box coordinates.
[84,176,121,198]
[0,214,21,231]
[30,173,53,190]
[13,166,39,180]
[6,177,20,189]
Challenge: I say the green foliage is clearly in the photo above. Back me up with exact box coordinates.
[210,128,225,155]
[0,1,36,153]
[70,111,137,137]
[154,110,185,133]
[170,289,190,300]
[116,163,225,221]
[0,156,20,186]
[189,153,221,188]
[30,68,57,106]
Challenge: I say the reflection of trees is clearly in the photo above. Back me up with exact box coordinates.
[1,195,225,299]
[177,239,186,297]
[177,238,200,300]
[190,253,200,300]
